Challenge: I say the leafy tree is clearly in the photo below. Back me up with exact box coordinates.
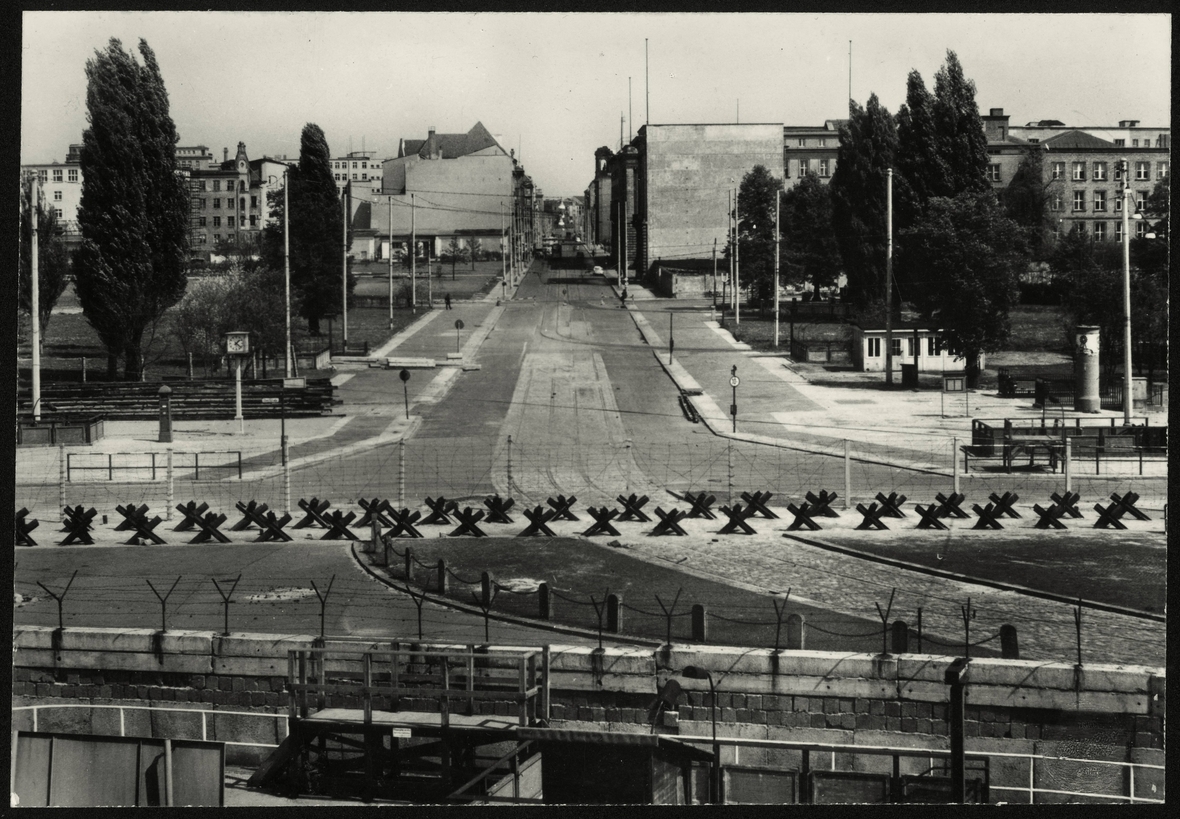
[901,190,1027,387]
[263,124,351,335]
[735,164,783,308]
[74,38,190,380]
[446,236,466,279]
[779,171,841,293]
[830,93,898,311]
[1001,145,1055,261]
[931,51,991,197]
[894,69,946,232]
[19,175,72,340]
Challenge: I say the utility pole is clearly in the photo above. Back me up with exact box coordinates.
[734,184,740,326]
[342,183,349,347]
[773,190,781,348]
[728,189,734,314]
[411,193,417,310]
[426,238,433,307]
[712,238,718,311]
[629,77,633,143]
[645,38,650,125]
[387,195,394,328]
[1123,158,1132,427]
[30,173,41,422]
[284,169,292,377]
[885,168,894,386]
[501,201,506,288]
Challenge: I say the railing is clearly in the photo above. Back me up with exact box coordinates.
[66,451,242,482]
[11,702,287,751]
[287,645,545,730]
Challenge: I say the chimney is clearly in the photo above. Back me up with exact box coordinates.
[223,147,228,162]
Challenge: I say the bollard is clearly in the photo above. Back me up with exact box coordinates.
[606,593,622,633]
[844,439,852,510]
[1000,624,1019,659]
[369,519,380,554]
[158,385,173,444]
[58,443,66,514]
[891,620,909,654]
[538,582,553,620]
[786,613,805,650]
[691,604,708,643]
[165,449,174,521]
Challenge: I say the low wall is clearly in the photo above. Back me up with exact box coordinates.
[11,626,1165,795]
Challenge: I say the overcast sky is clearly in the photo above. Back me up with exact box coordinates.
[21,11,1171,198]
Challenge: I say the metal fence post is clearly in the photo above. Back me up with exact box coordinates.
[58,443,66,514]
[282,440,292,516]
[727,439,734,504]
[625,439,632,495]
[398,439,406,509]
[165,448,174,521]
[844,439,852,510]
[952,436,960,496]
[1064,437,1071,494]
[507,435,514,494]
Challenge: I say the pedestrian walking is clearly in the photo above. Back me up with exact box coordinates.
[445,293,452,310]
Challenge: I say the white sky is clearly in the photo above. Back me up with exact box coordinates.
[21,11,1171,198]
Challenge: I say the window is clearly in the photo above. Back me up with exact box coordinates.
[798,138,806,147]
[819,160,829,177]
[352,173,358,180]
[197,233,207,245]
[1050,192,1063,212]
[213,198,221,208]
[1132,139,1139,148]
[1114,195,1122,212]
[1028,138,1039,143]
[54,207,63,219]
[1071,162,1085,181]
[1159,162,1169,179]
[867,337,881,357]
[53,190,62,201]
[239,198,245,211]
[213,180,221,191]
[214,234,220,242]
[37,170,47,182]
[198,217,206,227]
[927,336,942,356]
[199,198,207,210]
[68,169,78,182]
[250,195,257,209]
[800,158,810,175]
[1136,162,1149,181]
[1072,191,1086,211]
[213,216,221,227]
[1114,138,1125,147]
[1093,190,1106,212]
[362,162,368,169]
[1093,162,1106,181]
[906,337,915,357]
[52,169,62,182]
[1115,222,1124,242]
[1074,222,1086,236]
[1093,222,1106,241]
[890,338,903,357]
[226,197,234,209]
[1051,162,1064,180]
[362,173,368,181]
[352,162,358,169]
[1135,221,1147,239]
[988,164,1001,182]
[249,215,257,226]
[228,216,235,228]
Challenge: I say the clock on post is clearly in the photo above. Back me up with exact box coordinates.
[225,331,250,356]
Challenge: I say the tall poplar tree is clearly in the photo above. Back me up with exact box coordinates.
[264,124,351,336]
[932,51,990,196]
[736,164,784,308]
[829,94,898,311]
[74,38,189,380]
[779,171,841,293]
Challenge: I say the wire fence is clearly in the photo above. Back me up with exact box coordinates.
[13,434,1168,523]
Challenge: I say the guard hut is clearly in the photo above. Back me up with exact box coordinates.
[851,322,980,378]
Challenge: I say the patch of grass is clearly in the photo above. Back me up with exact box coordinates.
[374,537,997,655]
[818,532,1165,614]
[720,314,850,352]
[1005,305,1070,354]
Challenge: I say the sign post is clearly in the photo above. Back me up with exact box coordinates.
[399,369,411,420]
[943,372,966,419]
[729,367,740,433]
[455,319,465,354]
[225,331,250,434]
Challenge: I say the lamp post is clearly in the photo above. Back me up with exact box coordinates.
[680,666,719,803]
[1120,159,1133,425]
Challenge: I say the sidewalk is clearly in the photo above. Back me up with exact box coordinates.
[618,281,1167,476]
[15,277,522,480]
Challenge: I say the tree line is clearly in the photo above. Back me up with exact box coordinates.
[732,50,1168,387]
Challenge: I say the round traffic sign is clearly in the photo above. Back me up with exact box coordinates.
[399,369,411,382]
[455,319,465,330]
[729,376,740,388]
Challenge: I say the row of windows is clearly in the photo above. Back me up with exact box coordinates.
[786,158,833,178]
[866,336,944,357]
[195,196,257,210]
[792,137,831,148]
[195,215,257,228]
[334,173,368,181]
[1050,189,1150,213]
[1051,161,1168,182]
[48,169,80,183]
[1057,221,1148,241]
[333,160,370,170]
[189,179,246,192]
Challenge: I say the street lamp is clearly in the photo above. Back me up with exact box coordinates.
[680,666,719,803]
[269,170,292,377]
[1119,159,1151,425]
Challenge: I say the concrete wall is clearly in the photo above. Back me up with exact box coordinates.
[645,124,784,276]
[11,626,1165,795]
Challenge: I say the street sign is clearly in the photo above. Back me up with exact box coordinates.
[261,397,280,404]
[730,404,737,416]
[399,369,411,382]
[729,376,740,388]
[943,375,966,393]
[455,319,465,330]
[283,377,305,389]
